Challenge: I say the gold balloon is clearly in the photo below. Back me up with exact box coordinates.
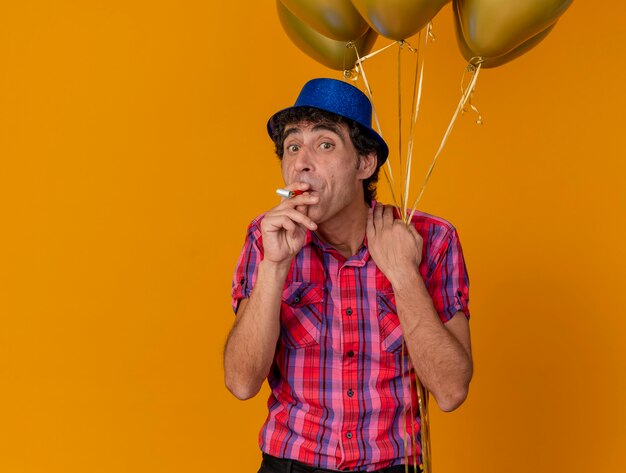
[277,0,378,71]
[454,0,572,58]
[350,0,449,41]
[280,0,369,41]
[454,12,557,68]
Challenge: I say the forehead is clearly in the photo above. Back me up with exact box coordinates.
[283,120,349,138]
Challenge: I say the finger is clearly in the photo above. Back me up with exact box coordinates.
[290,196,316,223]
[262,214,296,234]
[265,210,315,232]
[285,220,303,243]
[262,215,302,247]
[286,181,312,192]
[383,205,394,227]
[295,203,308,218]
[407,224,423,247]
[293,193,314,218]
[407,223,420,238]
[267,208,317,231]
[278,193,319,208]
[282,217,297,235]
[373,201,383,230]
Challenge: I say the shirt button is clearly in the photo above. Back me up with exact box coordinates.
[347,350,354,358]
[346,308,353,315]
[293,296,300,303]
[345,432,353,439]
[347,389,354,397]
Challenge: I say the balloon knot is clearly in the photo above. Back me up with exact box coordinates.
[427,23,435,42]
[404,40,417,53]
[343,68,359,81]
[467,57,486,71]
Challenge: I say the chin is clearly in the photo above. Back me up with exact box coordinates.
[307,206,327,225]
[308,210,323,225]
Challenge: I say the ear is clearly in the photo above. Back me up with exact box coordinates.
[357,152,378,180]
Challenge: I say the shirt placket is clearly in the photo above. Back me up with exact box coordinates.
[338,261,359,467]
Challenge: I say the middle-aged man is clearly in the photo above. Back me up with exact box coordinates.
[224,78,473,473]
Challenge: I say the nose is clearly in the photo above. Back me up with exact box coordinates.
[293,146,314,173]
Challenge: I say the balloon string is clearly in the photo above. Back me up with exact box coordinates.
[403,23,431,223]
[401,338,409,473]
[401,342,428,473]
[397,42,404,215]
[460,63,483,124]
[351,43,401,209]
[400,28,433,473]
[428,25,436,42]
[408,359,418,473]
[407,60,483,223]
[356,40,398,64]
[352,43,397,199]
[402,35,420,221]
[418,381,431,473]
[463,90,483,124]
[404,40,433,467]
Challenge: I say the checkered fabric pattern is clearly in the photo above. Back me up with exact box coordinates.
[231,201,470,472]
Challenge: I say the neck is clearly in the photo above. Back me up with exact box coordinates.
[315,199,371,258]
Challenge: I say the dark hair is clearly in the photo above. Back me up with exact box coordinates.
[269,107,383,203]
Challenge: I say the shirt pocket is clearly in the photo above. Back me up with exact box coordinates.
[377,291,405,353]
[280,282,324,349]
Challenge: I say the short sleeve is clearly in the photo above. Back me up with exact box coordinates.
[231,218,264,314]
[426,227,470,323]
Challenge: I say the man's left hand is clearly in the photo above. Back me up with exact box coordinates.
[366,202,423,286]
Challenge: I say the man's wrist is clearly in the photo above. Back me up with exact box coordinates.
[259,258,292,281]
[388,264,422,292]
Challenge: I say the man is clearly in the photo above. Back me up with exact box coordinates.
[224,78,472,473]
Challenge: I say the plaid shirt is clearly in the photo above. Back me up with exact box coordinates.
[231,202,470,471]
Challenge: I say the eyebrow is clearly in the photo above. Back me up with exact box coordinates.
[312,124,345,143]
[282,124,346,144]
[282,127,301,141]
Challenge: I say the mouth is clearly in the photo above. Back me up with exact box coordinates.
[295,187,319,197]
[306,189,322,200]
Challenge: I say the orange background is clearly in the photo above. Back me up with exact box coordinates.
[1,1,624,472]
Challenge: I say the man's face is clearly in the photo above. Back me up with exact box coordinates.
[281,121,375,225]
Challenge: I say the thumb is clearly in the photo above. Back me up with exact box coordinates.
[407,224,422,245]
[295,198,309,218]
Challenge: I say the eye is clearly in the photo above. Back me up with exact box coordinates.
[286,144,299,153]
[320,142,334,150]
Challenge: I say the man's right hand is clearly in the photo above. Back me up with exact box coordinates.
[260,184,319,265]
